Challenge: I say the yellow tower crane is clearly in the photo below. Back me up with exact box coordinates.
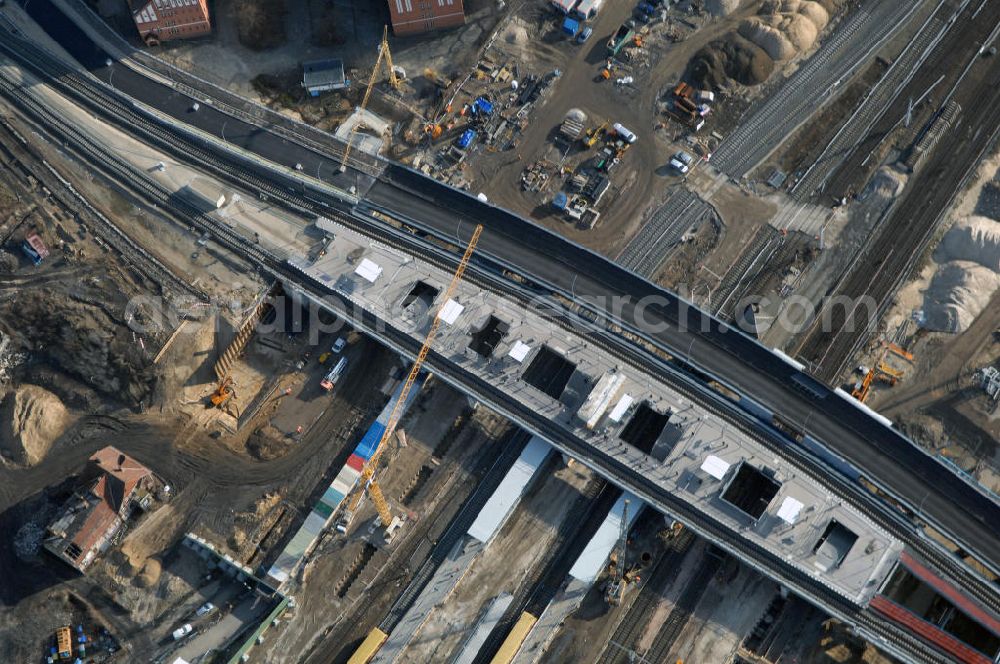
[341,224,483,539]
[339,26,400,173]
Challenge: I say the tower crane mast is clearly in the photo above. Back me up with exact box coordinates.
[341,225,483,537]
[339,26,399,173]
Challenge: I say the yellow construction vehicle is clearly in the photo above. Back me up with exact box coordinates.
[583,122,607,148]
[339,225,483,541]
[851,343,910,402]
[877,361,904,386]
[339,26,400,173]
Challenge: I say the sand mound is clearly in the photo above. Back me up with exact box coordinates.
[687,35,775,89]
[796,1,829,29]
[706,0,745,15]
[135,558,162,588]
[739,18,797,60]
[781,12,819,50]
[689,0,835,88]
[921,261,1000,333]
[937,215,1000,271]
[502,19,529,45]
[742,5,822,58]
[0,385,68,465]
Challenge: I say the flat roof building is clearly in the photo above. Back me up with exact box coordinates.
[388,0,465,36]
[130,0,211,46]
[302,59,348,97]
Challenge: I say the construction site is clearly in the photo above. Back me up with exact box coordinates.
[0,0,999,663]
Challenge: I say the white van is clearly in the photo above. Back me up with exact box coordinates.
[612,123,637,144]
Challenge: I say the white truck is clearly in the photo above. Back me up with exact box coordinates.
[320,357,348,391]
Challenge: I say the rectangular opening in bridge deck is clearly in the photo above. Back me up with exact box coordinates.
[618,402,672,455]
[469,316,509,358]
[720,462,780,520]
[401,280,439,312]
[812,519,858,572]
[522,345,576,399]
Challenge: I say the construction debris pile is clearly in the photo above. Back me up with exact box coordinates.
[0,279,163,406]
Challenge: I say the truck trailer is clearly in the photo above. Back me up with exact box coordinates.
[607,23,635,56]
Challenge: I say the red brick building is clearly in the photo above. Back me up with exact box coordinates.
[388,0,465,36]
[130,0,212,46]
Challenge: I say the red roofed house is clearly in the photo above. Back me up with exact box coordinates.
[129,0,212,46]
[388,0,465,36]
[44,446,155,572]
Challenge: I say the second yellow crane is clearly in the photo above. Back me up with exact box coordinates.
[338,225,483,540]
[339,26,399,173]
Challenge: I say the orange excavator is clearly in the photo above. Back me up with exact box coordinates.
[851,343,911,403]
[209,375,235,408]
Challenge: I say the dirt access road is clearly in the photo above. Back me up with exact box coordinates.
[476,3,740,257]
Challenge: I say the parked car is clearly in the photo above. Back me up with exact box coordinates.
[172,624,193,641]
[669,151,694,174]
[576,26,593,43]
[195,602,215,617]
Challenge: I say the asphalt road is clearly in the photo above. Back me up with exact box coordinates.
[14,0,1000,578]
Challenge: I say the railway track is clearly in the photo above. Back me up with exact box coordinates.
[642,551,724,664]
[53,0,382,177]
[0,115,208,303]
[470,481,616,664]
[616,189,713,278]
[0,28,989,662]
[599,529,695,664]
[712,1,921,178]
[789,0,955,201]
[376,431,531,634]
[794,9,1000,381]
[713,226,783,320]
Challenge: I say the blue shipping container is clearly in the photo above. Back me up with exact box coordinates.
[458,129,476,149]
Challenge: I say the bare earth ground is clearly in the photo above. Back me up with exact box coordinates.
[870,148,1000,493]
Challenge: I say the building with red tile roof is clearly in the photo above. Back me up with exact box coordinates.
[44,446,154,572]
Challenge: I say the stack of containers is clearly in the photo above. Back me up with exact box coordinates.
[266,374,427,586]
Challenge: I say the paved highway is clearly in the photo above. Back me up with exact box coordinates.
[10,0,1000,598]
